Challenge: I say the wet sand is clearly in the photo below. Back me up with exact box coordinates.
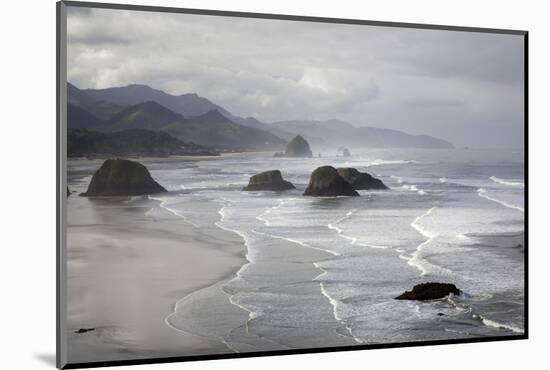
[65,190,246,363]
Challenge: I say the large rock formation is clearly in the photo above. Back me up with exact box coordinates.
[395,282,461,301]
[284,135,313,157]
[242,170,295,191]
[81,159,167,196]
[337,168,389,190]
[303,166,359,197]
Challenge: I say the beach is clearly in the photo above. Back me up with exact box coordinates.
[65,148,525,362]
[66,157,247,363]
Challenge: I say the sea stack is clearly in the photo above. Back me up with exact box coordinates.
[337,168,389,190]
[303,166,359,197]
[395,283,461,301]
[81,158,167,196]
[242,170,295,191]
[338,146,351,157]
[284,135,313,157]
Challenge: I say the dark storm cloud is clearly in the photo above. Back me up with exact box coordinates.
[66,7,524,148]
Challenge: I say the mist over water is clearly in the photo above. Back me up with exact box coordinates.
[153,148,524,350]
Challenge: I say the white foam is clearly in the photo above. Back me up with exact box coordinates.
[252,229,340,256]
[406,207,451,276]
[368,159,415,167]
[477,188,524,213]
[255,198,295,227]
[148,195,199,228]
[327,210,389,250]
[490,176,525,188]
[214,200,268,338]
[400,183,427,196]
[403,184,418,191]
[391,175,404,184]
[480,315,524,334]
[439,177,447,183]
[315,276,366,344]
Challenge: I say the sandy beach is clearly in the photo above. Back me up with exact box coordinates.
[66,162,247,363]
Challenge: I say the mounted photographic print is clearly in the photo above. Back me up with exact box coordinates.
[56,1,528,368]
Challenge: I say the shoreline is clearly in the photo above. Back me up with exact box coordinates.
[66,171,249,363]
[65,151,525,359]
[66,151,276,167]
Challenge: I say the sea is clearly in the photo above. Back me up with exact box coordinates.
[71,147,526,352]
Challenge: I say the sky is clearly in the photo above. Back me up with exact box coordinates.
[66,6,525,148]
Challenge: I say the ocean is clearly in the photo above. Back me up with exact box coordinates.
[69,147,525,353]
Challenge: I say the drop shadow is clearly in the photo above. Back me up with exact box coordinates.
[34,353,56,367]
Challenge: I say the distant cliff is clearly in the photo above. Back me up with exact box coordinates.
[67,128,218,157]
[272,119,454,149]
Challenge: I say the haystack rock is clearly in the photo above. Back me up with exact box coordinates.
[338,146,351,157]
[284,135,313,157]
[395,282,461,301]
[242,170,295,191]
[337,168,389,190]
[81,158,167,196]
[303,166,359,197]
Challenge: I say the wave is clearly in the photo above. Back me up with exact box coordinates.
[314,273,366,344]
[406,207,451,276]
[327,210,389,250]
[391,175,403,184]
[252,229,340,257]
[255,198,341,256]
[490,176,525,188]
[477,188,524,213]
[479,315,524,334]
[447,296,524,335]
[148,195,199,228]
[439,177,447,183]
[256,205,364,343]
[255,198,295,227]
[368,159,417,167]
[401,184,427,196]
[163,200,255,352]
[215,200,264,344]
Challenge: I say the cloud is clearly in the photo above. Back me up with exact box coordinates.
[66,6,524,148]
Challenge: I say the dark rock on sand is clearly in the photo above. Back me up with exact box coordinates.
[74,328,95,334]
[284,135,313,157]
[337,168,389,190]
[243,170,295,191]
[81,158,167,196]
[395,282,461,301]
[303,166,359,197]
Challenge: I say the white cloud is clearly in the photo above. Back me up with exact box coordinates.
[66,6,524,147]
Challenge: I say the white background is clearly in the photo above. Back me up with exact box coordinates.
[0,0,546,369]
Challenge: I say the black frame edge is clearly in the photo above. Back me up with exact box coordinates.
[60,0,527,35]
[523,32,529,339]
[62,334,527,369]
[56,2,61,368]
[57,1,68,368]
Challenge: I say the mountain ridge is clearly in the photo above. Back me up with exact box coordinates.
[67,82,454,151]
